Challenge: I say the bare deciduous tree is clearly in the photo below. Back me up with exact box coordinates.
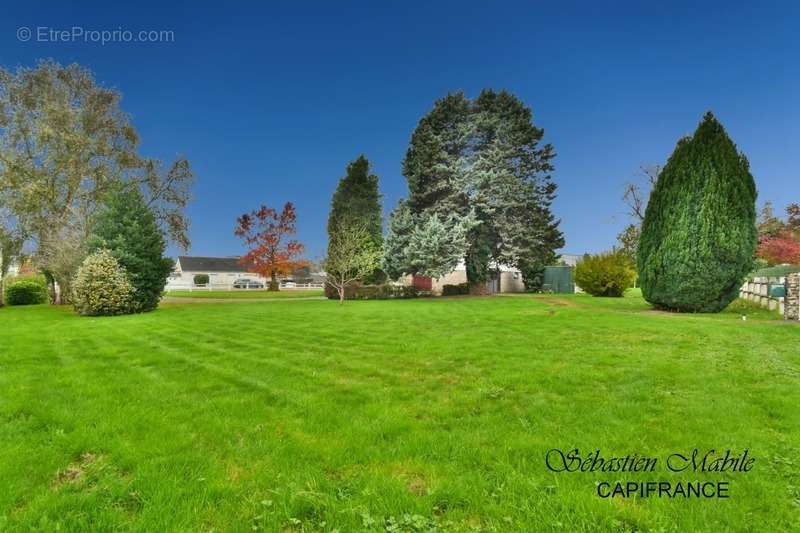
[622,164,661,222]
[35,209,90,304]
[618,164,661,261]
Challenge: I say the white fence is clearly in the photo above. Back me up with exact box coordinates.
[739,277,785,315]
[165,282,324,292]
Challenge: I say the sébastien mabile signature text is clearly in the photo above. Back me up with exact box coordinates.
[545,449,755,499]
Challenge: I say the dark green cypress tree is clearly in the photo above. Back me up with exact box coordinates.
[326,155,383,283]
[88,185,173,312]
[638,112,757,312]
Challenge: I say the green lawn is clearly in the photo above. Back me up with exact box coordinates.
[164,289,324,299]
[1,293,798,531]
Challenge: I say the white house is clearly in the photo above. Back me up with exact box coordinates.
[167,256,326,290]
[402,252,584,295]
[402,261,526,295]
[5,260,20,277]
[559,253,582,267]
[167,256,268,289]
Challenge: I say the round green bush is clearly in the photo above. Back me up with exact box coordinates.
[574,252,635,297]
[5,280,48,305]
[193,273,210,285]
[72,249,135,316]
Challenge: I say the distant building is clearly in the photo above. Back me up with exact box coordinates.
[6,260,20,277]
[169,256,267,287]
[558,253,583,267]
[167,256,325,289]
[401,252,585,295]
[402,261,525,295]
[1,256,31,277]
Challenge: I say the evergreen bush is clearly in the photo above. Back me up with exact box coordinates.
[193,274,210,285]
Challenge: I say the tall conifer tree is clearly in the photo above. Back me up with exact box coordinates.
[638,112,757,312]
[87,186,173,312]
[327,156,383,283]
[401,90,562,293]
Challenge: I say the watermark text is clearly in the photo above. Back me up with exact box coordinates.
[17,26,174,45]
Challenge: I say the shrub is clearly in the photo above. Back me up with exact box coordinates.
[638,112,757,312]
[324,283,420,300]
[442,283,470,296]
[4,274,48,289]
[574,252,635,297]
[193,274,210,285]
[5,280,48,305]
[72,250,135,316]
[87,186,173,313]
[520,265,546,292]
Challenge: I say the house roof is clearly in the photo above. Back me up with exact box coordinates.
[177,256,247,273]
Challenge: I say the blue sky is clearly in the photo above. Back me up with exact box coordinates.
[2,1,798,260]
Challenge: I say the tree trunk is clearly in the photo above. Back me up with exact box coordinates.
[469,281,490,296]
[338,285,345,304]
[268,271,279,291]
[465,236,492,296]
[52,280,62,305]
[42,271,61,305]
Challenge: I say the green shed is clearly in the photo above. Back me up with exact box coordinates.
[542,266,574,294]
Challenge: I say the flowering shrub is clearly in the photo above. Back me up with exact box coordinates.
[72,249,135,316]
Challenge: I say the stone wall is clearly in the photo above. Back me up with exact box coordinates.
[786,273,800,321]
[740,277,785,315]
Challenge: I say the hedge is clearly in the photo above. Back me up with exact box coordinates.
[442,283,470,296]
[324,283,421,300]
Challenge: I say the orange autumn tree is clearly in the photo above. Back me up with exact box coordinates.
[234,202,307,291]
